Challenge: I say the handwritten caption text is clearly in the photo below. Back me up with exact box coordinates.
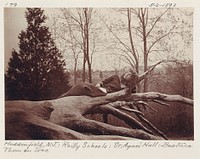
[3,141,193,153]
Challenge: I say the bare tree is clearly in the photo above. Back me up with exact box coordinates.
[56,8,95,83]
[98,8,192,92]
[48,11,82,84]
[131,8,173,92]
[48,8,97,83]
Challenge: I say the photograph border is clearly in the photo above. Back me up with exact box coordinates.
[1,0,200,159]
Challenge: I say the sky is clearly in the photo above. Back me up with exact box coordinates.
[4,8,27,69]
[4,8,193,71]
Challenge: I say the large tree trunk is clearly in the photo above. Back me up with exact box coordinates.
[5,100,134,140]
[5,88,193,140]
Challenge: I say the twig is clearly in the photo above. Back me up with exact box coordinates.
[136,114,168,140]
[136,101,157,112]
[153,99,170,107]
[118,107,144,116]
[123,103,166,139]
[137,60,165,83]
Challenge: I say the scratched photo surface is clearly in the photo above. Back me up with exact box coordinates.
[4,8,193,140]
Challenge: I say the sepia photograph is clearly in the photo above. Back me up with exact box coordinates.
[4,7,194,141]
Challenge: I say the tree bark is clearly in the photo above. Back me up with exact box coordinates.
[5,87,193,140]
[140,8,148,92]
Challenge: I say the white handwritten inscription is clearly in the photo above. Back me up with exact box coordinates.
[3,141,193,153]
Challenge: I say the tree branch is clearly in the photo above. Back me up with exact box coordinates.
[147,25,176,54]
[108,46,136,67]
[137,60,165,83]
[136,101,157,112]
[153,99,170,107]
[124,92,193,106]
[118,106,144,116]
[96,12,132,53]
[67,116,162,140]
[146,8,170,37]
[135,113,168,139]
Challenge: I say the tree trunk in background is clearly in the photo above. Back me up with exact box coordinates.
[127,8,140,92]
[84,8,92,83]
[140,8,148,92]
[82,56,86,82]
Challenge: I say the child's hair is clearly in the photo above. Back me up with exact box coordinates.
[121,69,138,87]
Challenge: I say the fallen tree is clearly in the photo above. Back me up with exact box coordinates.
[5,62,193,140]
